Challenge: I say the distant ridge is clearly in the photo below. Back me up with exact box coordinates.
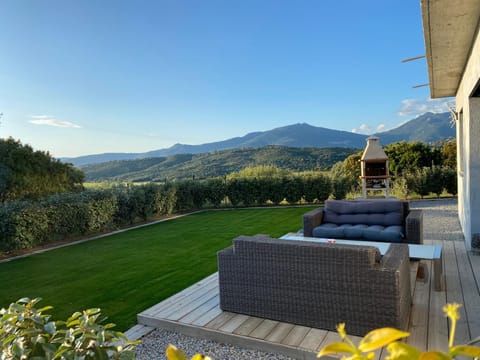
[63,112,454,167]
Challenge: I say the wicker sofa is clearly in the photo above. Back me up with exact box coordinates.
[303,199,423,244]
[218,235,412,336]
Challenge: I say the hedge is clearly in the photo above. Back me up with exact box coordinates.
[0,174,333,251]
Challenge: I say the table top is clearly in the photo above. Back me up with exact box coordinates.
[280,233,442,260]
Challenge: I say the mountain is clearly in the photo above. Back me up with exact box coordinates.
[82,146,359,182]
[375,112,454,143]
[64,124,368,166]
[63,111,455,167]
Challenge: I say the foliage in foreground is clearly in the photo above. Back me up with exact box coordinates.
[0,298,138,360]
[318,303,480,360]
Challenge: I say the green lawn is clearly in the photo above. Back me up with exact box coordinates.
[0,206,315,330]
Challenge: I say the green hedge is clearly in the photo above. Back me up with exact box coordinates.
[0,175,334,251]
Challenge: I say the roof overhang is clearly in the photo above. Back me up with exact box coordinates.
[421,0,480,98]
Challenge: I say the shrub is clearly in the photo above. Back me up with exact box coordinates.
[0,298,138,360]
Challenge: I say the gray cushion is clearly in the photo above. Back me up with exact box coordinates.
[323,200,403,227]
[312,223,345,238]
[344,224,368,238]
[312,223,404,243]
[362,225,403,243]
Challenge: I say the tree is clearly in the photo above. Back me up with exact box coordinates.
[385,141,438,176]
[441,139,457,169]
[0,138,84,202]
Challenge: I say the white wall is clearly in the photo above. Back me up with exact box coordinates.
[456,26,480,250]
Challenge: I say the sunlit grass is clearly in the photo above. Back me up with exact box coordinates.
[0,206,314,330]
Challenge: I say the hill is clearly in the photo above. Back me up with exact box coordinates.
[375,112,454,143]
[82,146,359,182]
[65,111,455,167]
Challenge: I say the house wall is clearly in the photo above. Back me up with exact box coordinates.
[455,25,480,250]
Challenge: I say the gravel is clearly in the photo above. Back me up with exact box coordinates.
[135,328,297,360]
[135,198,460,360]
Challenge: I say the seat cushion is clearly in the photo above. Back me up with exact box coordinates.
[312,223,345,238]
[362,225,404,243]
[312,223,404,243]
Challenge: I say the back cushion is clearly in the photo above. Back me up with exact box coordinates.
[323,200,403,226]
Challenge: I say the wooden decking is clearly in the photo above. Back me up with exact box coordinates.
[134,201,480,360]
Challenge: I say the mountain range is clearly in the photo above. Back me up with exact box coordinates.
[65,112,454,167]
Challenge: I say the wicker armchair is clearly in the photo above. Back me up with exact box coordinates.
[218,235,411,336]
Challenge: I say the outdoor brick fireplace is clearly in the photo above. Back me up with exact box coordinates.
[360,136,390,198]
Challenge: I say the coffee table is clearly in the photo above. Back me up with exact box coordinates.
[280,233,444,291]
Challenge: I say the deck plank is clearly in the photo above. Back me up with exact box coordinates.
[178,294,219,324]
[281,325,311,347]
[249,319,279,339]
[298,327,327,352]
[232,316,264,336]
[427,240,448,352]
[443,240,470,344]
[454,240,480,339]
[406,260,431,351]
[264,322,295,343]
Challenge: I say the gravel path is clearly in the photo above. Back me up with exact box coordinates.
[134,198,461,360]
[135,328,297,360]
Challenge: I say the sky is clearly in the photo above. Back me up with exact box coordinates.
[0,0,453,158]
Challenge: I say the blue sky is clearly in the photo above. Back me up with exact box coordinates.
[1,0,452,157]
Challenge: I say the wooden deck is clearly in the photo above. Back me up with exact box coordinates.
[133,201,480,360]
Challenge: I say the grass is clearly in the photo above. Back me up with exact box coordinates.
[0,206,315,330]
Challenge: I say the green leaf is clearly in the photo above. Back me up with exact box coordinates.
[385,342,421,360]
[359,328,410,352]
[85,308,101,316]
[450,344,480,357]
[317,342,357,357]
[44,321,56,334]
[166,344,189,360]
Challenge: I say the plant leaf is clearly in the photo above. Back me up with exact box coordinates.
[359,328,410,352]
[418,351,451,360]
[450,345,480,357]
[317,342,357,357]
[166,344,189,360]
[385,342,421,360]
[191,354,212,360]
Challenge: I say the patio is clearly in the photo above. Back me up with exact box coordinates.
[128,199,480,360]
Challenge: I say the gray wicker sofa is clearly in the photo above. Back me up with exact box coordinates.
[303,199,423,244]
[218,235,412,336]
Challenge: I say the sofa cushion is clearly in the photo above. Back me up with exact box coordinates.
[323,200,403,227]
[312,223,404,243]
[312,223,345,238]
[362,225,403,243]
[344,224,368,238]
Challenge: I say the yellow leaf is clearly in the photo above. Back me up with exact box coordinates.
[442,303,461,321]
[191,354,212,360]
[317,342,357,358]
[450,345,480,357]
[418,351,451,360]
[385,342,421,360]
[359,328,410,352]
[166,344,188,360]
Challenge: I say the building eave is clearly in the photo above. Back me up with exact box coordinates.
[421,0,480,98]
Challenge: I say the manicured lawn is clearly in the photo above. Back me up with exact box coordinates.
[0,206,315,330]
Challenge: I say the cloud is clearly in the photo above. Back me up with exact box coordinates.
[29,115,81,128]
[352,123,389,135]
[398,98,454,117]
